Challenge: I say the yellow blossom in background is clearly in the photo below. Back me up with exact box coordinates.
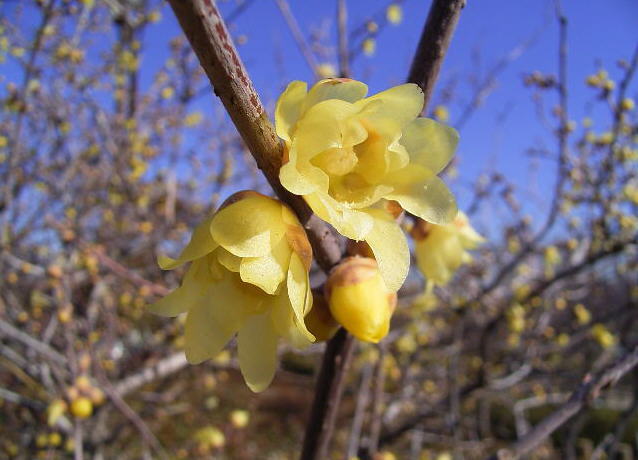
[591,323,616,348]
[432,105,449,122]
[275,78,459,291]
[386,4,403,25]
[184,111,203,126]
[324,257,397,343]
[412,211,484,287]
[149,191,315,392]
[362,38,376,56]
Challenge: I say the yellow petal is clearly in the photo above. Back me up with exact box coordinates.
[279,148,325,195]
[216,247,241,272]
[363,208,409,292]
[275,80,308,142]
[287,252,314,334]
[400,118,458,174]
[158,215,217,270]
[210,195,286,258]
[296,99,360,157]
[184,294,243,365]
[356,83,423,126]
[237,313,278,392]
[302,79,368,113]
[386,166,457,224]
[268,289,314,347]
[305,192,374,241]
[148,257,210,317]
[239,237,290,294]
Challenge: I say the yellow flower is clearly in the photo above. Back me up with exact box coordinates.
[276,78,458,291]
[324,257,396,343]
[362,38,376,56]
[386,4,403,25]
[150,191,315,392]
[412,211,484,287]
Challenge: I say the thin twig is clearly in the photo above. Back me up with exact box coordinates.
[406,0,466,111]
[337,0,349,78]
[274,0,320,79]
[300,329,355,460]
[487,344,638,460]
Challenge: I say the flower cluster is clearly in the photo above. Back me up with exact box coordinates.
[150,191,314,391]
[276,78,459,291]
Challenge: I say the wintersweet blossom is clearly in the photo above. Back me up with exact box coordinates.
[149,191,315,392]
[412,211,484,287]
[275,78,458,291]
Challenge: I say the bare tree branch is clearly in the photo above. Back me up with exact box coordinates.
[487,344,638,460]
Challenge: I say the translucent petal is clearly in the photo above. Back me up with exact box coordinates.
[363,209,409,292]
[210,195,286,258]
[355,83,424,126]
[237,313,278,392]
[239,237,291,295]
[148,258,210,317]
[216,247,241,273]
[304,192,374,241]
[268,289,314,347]
[296,99,359,158]
[158,215,217,270]
[329,173,393,209]
[400,117,458,174]
[275,80,308,142]
[184,296,242,364]
[279,148,324,195]
[386,166,457,225]
[353,117,405,183]
[287,252,314,327]
[302,79,368,113]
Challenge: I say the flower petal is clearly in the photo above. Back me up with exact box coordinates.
[287,252,314,324]
[386,166,457,225]
[305,192,374,241]
[363,208,409,292]
[302,79,368,113]
[400,117,458,174]
[184,297,241,365]
[275,80,308,142]
[239,237,291,294]
[237,313,278,392]
[158,215,218,270]
[356,83,424,126]
[216,247,241,273]
[210,195,286,258]
[268,289,314,347]
[148,258,210,317]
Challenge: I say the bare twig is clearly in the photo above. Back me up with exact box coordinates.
[487,344,638,460]
[300,329,355,460]
[407,0,465,110]
[337,0,349,78]
[0,318,67,365]
[275,0,320,79]
[113,352,188,397]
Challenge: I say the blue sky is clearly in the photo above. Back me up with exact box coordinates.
[150,0,637,233]
[3,0,637,237]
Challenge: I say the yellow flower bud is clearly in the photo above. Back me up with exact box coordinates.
[325,257,396,343]
[70,397,93,419]
[229,409,250,428]
[47,399,67,426]
[386,4,403,25]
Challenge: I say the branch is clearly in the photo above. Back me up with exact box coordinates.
[407,0,465,110]
[167,0,342,271]
[487,344,638,460]
[113,352,188,397]
[300,329,355,460]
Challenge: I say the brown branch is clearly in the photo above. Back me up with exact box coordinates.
[300,328,355,460]
[337,0,349,78]
[406,0,465,110]
[113,352,188,397]
[487,344,638,460]
[167,0,341,272]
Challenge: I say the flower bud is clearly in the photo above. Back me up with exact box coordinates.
[70,397,93,419]
[325,257,396,343]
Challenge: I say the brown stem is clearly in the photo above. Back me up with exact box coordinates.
[300,328,355,460]
[406,0,465,110]
[167,0,341,271]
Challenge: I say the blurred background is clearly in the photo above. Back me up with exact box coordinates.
[0,0,637,458]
